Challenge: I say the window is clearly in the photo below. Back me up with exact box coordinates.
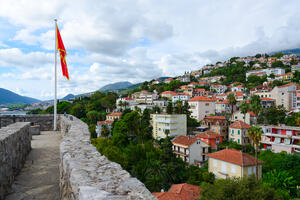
[205,103,209,106]
[282,92,284,95]
[205,111,209,113]
[248,167,252,175]
[213,159,217,167]
[238,130,240,135]
[232,129,234,134]
[238,139,240,144]
[221,162,227,173]
[231,165,236,174]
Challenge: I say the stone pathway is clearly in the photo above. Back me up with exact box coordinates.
[5,131,61,200]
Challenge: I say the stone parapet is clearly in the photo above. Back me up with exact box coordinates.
[60,115,156,200]
[0,122,31,199]
[0,115,54,131]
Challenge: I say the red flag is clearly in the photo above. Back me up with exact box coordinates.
[56,25,69,80]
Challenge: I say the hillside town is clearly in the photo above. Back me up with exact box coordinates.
[93,53,300,199]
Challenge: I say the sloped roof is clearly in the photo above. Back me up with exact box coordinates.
[229,120,251,129]
[189,96,215,102]
[153,183,200,200]
[172,136,197,147]
[206,149,263,166]
[196,130,222,139]
[161,91,176,95]
[107,112,122,117]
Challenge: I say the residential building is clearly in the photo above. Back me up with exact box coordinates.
[201,115,228,138]
[164,78,174,83]
[96,120,113,137]
[130,104,153,113]
[198,81,209,87]
[153,183,200,200]
[161,91,176,100]
[188,96,216,121]
[152,99,168,111]
[196,130,223,149]
[226,91,244,101]
[246,68,285,79]
[172,135,209,166]
[188,82,199,88]
[151,114,187,139]
[116,97,135,110]
[152,79,161,84]
[292,64,300,73]
[193,88,208,97]
[178,76,191,82]
[106,112,122,121]
[261,97,275,108]
[232,111,256,125]
[215,99,231,114]
[210,84,227,94]
[172,93,190,103]
[132,90,159,104]
[270,83,297,110]
[291,90,300,109]
[260,125,300,153]
[250,85,272,98]
[206,149,263,179]
[229,120,251,145]
[184,87,194,96]
[231,85,245,92]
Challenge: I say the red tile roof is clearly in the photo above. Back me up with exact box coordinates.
[229,120,251,129]
[107,112,122,117]
[172,136,198,147]
[196,131,222,139]
[206,149,263,166]
[204,115,226,120]
[261,97,275,101]
[277,83,297,88]
[189,96,215,102]
[162,91,177,95]
[153,183,200,200]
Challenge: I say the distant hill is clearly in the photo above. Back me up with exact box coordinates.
[274,48,300,56]
[61,94,75,100]
[99,81,133,91]
[0,88,40,105]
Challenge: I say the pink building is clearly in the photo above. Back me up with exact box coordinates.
[260,125,300,153]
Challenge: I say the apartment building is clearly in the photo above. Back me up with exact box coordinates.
[215,99,231,114]
[196,130,223,149]
[106,112,122,121]
[229,120,251,145]
[261,97,275,108]
[172,93,190,103]
[172,135,209,166]
[270,83,297,110]
[232,111,256,125]
[201,115,228,138]
[188,96,216,121]
[260,125,300,153]
[206,149,263,179]
[246,68,285,79]
[132,90,159,104]
[151,114,187,139]
[161,91,176,100]
[210,84,227,94]
[291,90,300,109]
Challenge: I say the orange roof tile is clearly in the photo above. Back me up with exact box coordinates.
[196,131,222,139]
[206,149,263,166]
[162,91,177,95]
[172,136,198,147]
[189,96,215,102]
[153,183,200,200]
[204,115,226,120]
[277,83,297,88]
[229,120,251,129]
[261,97,275,101]
[107,112,122,117]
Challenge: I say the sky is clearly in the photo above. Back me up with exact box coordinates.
[0,0,300,100]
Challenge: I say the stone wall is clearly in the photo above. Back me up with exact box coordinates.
[0,115,54,131]
[60,115,156,200]
[0,122,31,200]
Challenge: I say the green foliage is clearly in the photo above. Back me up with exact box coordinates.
[284,112,300,126]
[88,124,97,138]
[166,101,173,114]
[250,95,262,119]
[70,104,86,119]
[200,176,283,200]
[86,110,104,124]
[26,108,43,114]
[258,106,286,125]
[273,52,284,59]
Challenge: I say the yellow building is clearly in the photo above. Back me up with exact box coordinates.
[206,149,263,179]
[229,120,251,145]
[151,114,187,139]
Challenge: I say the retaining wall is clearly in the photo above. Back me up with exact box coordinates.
[0,115,54,131]
[0,122,31,199]
[60,115,156,200]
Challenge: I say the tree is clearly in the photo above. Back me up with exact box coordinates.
[271,61,284,68]
[174,101,184,114]
[248,126,263,180]
[227,93,237,114]
[239,101,249,123]
[258,106,286,125]
[250,95,261,124]
[101,124,110,137]
[86,110,102,124]
[166,101,173,114]
[152,105,161,114]
[70,104,86,119]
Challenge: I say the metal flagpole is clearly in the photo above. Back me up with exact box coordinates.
[54,19,57,131]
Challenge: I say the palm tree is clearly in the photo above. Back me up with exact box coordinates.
[248,126,263,180]
[227,93,237,114]
[101,124,110,138]
[123,101,129,109]
[250,95,261,125]
[240,101,249,123]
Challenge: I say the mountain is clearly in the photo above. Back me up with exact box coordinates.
[98,81,133,91]
[0,88,40,105]
[274,48,300,56]
[61,94,75,100]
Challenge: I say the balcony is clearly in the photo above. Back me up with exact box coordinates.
[173,150,189,156]
[261,140,300,149]
[262,133,300,140]
[153,119,178,123]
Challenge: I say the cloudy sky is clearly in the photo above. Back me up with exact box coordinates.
[0,0,300,100]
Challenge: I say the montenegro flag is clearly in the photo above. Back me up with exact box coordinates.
[56,25,69,80]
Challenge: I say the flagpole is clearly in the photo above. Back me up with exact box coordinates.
[54,19,57,131]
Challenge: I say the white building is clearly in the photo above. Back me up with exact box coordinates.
[151,114,187,139]
[132,90,159,104]
[188,96,216,121]
[172,93,191,103]
[246,68,285,79]
[210,84,227,94]
[270,83,297,110]
[231,85,245,92]
[172,135,209,167]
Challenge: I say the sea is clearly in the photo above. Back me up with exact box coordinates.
[0,111,27,115]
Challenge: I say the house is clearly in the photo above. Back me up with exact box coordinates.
[261,97,275,108]
[270,83,297,110]
[250,85,272,98]
[151,114,187,139]
[260,125,300,153]
[231,85,245,92]
[229,120,251,145]
[232,111,256,125]
[246,68,285,79]
[215,99,231,114]
[274,72,293,81]
[291,90,300,109]
[179,76,191,83]
[153,99,168,111]
[106,112,122,121]
[292,64,300,73]
[130,104,153,113]
[161,91,177,100]
[132,90,159,104]
[184,87,194,96]
[193,88,208,97]
[201,115,228,139]
[96,120,113,137]
[206,149,263,179]
[116,97,135,110]
[196,130,223,149]
[226,91,244,101]
[188,82,199,88]
[188,96,216,121]
[172,135,209,166]
[210,84,227,94]
[172,93,191,103]
[152,79,161,85]
[198,81,209,87]
[153,183,200,200]
[164,78,174,83]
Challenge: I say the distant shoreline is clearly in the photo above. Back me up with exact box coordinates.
[0,111,27,115]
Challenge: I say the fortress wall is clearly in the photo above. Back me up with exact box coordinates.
[0,122,31,199]
[60,115,156,200]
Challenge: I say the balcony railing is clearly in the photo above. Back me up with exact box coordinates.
[263,133,300,140]
[173,150,189,156]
